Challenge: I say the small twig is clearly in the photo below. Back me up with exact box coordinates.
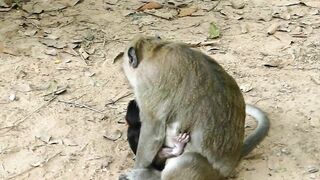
[253,97,270,105]
[0,95,57,132]
[103,36,106,47]
[58,99,104,114]
[187,41,219,47]
[1,163,4,171]
[143,11,173,20]
[42,86,67,97]
[7,151,62,180]
[208,0,221,11]
[310,76,320,85]
[290,34,308,38]
[78,52,89,65]
[105,92,133,106]
[80,143,89,152]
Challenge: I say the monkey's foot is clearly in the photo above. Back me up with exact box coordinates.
[171,133,190,156]
[119,169,161,180]
[119,174,129,180]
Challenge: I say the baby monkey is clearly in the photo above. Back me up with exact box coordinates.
[125,99,190,170]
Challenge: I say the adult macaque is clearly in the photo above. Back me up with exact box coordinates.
[125,99,190,170]
[120,35,269,180]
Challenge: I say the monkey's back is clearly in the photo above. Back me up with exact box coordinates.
[150,43,246,175]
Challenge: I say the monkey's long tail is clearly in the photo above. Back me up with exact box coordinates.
[241,104,270,157]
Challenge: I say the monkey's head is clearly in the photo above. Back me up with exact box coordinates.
[122,35,165,89]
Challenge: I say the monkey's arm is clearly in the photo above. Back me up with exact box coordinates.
[134,117,166,168]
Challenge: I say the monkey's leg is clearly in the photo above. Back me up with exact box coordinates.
[134,117,166,168]
[161,152,223,180]
[120,120,165,180]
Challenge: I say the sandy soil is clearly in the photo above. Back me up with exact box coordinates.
[0,0,319,179]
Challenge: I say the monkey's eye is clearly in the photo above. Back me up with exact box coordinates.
[128,47,138,68]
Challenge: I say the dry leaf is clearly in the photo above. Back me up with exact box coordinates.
[278,23,290,32]
[105,0,119,5]
[16,70,27,79]
[22,3,43,14]
[14,83,33,92]
[272,8,291,20]
[309,8,319,15]
[84,71,95,77]
[276,0,301,6]
[45,3,67,12]
[240,23,248,34]
[63,138,78,146]
[137,1,163,11]
[302,1,320,8]
[79,47,89,59]
[65,0,81,7]
[0,0,16,11]
[263,59,282,68]
[9,94,16,101]
[307,167,319,174]
[231,0,245,9]
[178,6,198,17]
[113,51,124,63]
[104,130,122,141]
[304,26,313,35]
[267,23,280,35]
[274,33,294,48]
[167,1,188,8]
[24,29,37,36]
[220,9,243,20]
[291,26,303,35]
[209,22,220,39]
[40,39,66,49]
[0,43,18,55]
[55,59,62,64]
[86,48,95,55]
[240,84,253,93]
[48,139,62,145]
[30,160,44,167]
[36,133,52,143]
[0,0,11,7]
[63,46,78,56]
[45,49,58,56]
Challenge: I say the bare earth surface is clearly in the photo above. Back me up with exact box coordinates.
[0,0,319,179]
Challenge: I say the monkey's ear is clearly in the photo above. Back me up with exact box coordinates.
[128,47,138,68]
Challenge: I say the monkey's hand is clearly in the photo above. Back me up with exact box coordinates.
[158,133,190,158]
[171,133,190,156]
[134,118,166,168]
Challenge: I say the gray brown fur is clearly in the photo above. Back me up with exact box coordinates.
[120,35,269,180]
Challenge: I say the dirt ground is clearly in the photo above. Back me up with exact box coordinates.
[0,0,319,179]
